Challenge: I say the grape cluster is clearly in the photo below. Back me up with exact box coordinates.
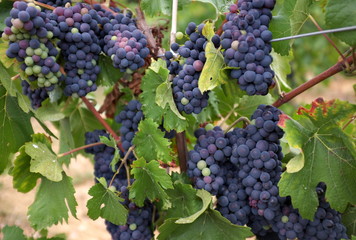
[221,1,276,95]
[49,3,101,97]
[21,80,49,109]
[85,129,154,240]
[170,22,213,114]
[3,1,62,92]
[100,8,149,72]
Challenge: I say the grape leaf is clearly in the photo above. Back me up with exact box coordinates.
[58,118,74,165]
[342,205,356,237]
[132,119,172,163]
[157,190,253,240]
[140,59,188,132]
[195,0,230,16]
[165,183,202,219]
[129,158,173,209]
[270,50,292,91]
[35,103,65,122]
[11,145,41,193]
[0,83,33,173]
[325,0,356,46]
[2,225,27,240]
[25,141,63,182]
[69,106,103,149]
[87,177,128,225]
[278,99,356,220]
[99,135,120,171]
[28,173,78,230]
[97,55,124,87]
[140,0,191,16]
[270,0,312,55]
[199,42,226,93]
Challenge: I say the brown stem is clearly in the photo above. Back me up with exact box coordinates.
[58,142,104,158]
[225,117,251,133]
[343,115,356,130]
[309,15,347,63]
[11,73,20,81]
[135,6,164,57]
[81,96,124,152]
[273,54,355,108]
[30,0,55,10]
[109,146,134,187]
[176,132,188,172]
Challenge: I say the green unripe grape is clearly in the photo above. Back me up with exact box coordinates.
[176,32,184,40]
[25,67,33,76]
[23,33,30,39]
[55,72,61,77]
[28,2,36,7]
[33,65,41,74]
[71,28,79,34]
[205,123,214,131]
[9,35,17,42]
[111,54,115,60]
[46,72,54,78]
[281,216,289,223]
[34,48,43,56]
[49,76,58,84]
[44,80,51,87]
[87,80,93,87]
[77,69,84,75]
[35,6,41,11]
[129,224,137,231]
[11,25,20,33]
[38,73,44,77]
[16,34,24,40]
[72,93,79,98]
[26,47,34,56]
[197,160,207,170]
[111,36,117,41]
[40,38,47,43]
[240,30,246,35]
[41,51,48,59]
[91,59,97,65]
[108,185,116,192]
[202,168,211,177]
[38,82,44,87]
[2,33,9,41]
[231,41,239,51]
[262,225,270,230]
[40,43,46,50]
[181,97,189,105]
[38,77,45,84]
[25,57,34,66]
[47,31,53,39]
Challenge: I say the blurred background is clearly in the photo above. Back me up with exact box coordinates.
[0,0,355,239]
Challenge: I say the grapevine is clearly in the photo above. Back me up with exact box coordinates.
[0,0,355,240]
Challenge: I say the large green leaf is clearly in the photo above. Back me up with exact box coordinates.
[278,100,356,220]
[28,173,78,230]
[325,0,356,46]
[0,84,33,173]
[97,55,123,87]
[87,177,128,225]
[1,225,27,240]
[157,190,253,240]
[270,0,312,55]
[129,158,173,209]
[141,0,191,16]
[343,205,356,237]
[132,119,172,163]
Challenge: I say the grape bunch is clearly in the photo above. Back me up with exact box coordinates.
[3,1,63,92]
[221,1,276,95]
[85,129,154,240]
[21,80,49,109]
[49,3,102,97]
[170,22,213,115]
[100,8,149,72]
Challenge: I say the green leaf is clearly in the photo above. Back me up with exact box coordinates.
[141,0,191,16]
[0,83,33,173]
[70,106,103,148]
[165,183,202,219]
[58,118,74,165]
[35,103,65,122]
[28,173,78,230]
[87,178,128,225]
[129,158,173,208]
[25,141,63,182]
[270,0,313,55]
[278,100,356,220]
[11,146,41,193]
[0,1,13,31]
[99,135,120,171]
[195,0,230,16]
[156,81,185,120]
[202,21,215,41]
[132,119,172,163]
[270,50,292,91]
[325,0,356,46]
[140,59,188,132]
[97,55,124,87]
[198,42,226,92]
[157,190,253,240]
[342,205,356,237]
[2,225,27,240]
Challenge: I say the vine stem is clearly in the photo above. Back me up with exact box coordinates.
[109,146,134,187]
[81,96,125,152]
[308,14,347,63]
[170,0,178,46]
[342,115,356,130]
[224,117,251,133]
[57,142,104,158]
[272,54,355,108]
